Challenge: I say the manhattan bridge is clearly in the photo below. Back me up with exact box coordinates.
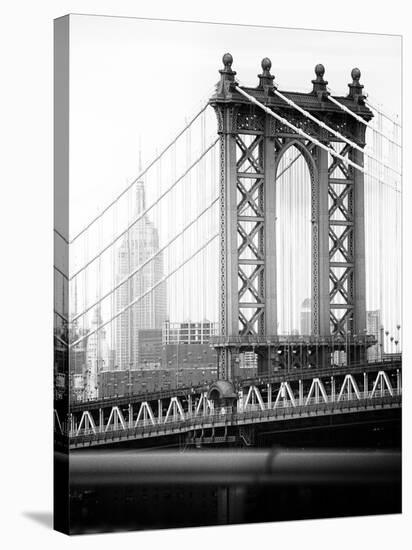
[54,54,402,450]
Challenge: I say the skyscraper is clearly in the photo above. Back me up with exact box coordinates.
[300,297,312,335]
[85,306,111,399]
[367,310,382,361]
[115,181,167,369]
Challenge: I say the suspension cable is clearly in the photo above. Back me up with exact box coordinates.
[364,99,401,128]
[54,264,68,280]
[273,75,401,131]
[327,94,401,149]
[235,85,400,193]
[69,102,210,244]
[276,151,302,180]
[54,309,68,323]
[70,232,218,348]
[54,334,69,347]
[69,138,219,281]
[54,228,69,244]
[273,88,401,177]
[72,197,219,322]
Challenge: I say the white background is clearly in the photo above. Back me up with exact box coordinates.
[0,0,410,548]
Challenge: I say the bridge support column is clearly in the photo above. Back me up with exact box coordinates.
[128,404,133,429]
[250,388,256,407]
[209,56,373,379]
[221,126,239,381]
[267,383,272,408]
[331,376,335,402]
[188,395,192,417]
[351,146,367,342]
[264,116,277,344]
[157,399,162,424]
[396,369,401,395]
[99,408,103,433]
[238,389,244,412]
[267,346,272,376]
[364,372,368,398]
[299,380,303,405]
[316,147,331,338]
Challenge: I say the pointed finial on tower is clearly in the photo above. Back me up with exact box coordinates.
[258,57,275,93]
[215,53,237,98]
[312,64,328,98]
[135,141,145,214]
[348,67,365,104]
[221,53,234,74]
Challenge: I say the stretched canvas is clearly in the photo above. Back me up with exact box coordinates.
[54,14,402,534]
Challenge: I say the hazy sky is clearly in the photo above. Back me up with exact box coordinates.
[66,15,401,342]
[69,15,401,237]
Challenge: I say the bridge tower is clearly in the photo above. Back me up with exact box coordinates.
[210,54,374,381]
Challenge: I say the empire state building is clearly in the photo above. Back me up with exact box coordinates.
[115,181,167,369]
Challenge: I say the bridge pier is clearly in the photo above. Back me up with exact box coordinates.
[128,404,133,429]
[299,380,303,406]
[208,54,375,385]
[99,408,103,433]
[157,399,162,424]
[267,383,272,408]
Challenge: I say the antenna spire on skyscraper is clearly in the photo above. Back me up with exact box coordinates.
[135,138,146,213]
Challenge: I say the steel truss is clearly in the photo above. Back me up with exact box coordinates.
[236,133,265,337]
[210,54,372,379]
[65,365,401,446]
[328,143,356,336]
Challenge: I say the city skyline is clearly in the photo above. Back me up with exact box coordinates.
[55,19,402,405]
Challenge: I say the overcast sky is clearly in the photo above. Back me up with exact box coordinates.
[69,15,401,236]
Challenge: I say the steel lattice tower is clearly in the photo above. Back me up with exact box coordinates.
[210,54,374,380]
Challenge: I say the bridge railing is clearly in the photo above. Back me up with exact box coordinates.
[69,387,401,441]
[240,388,397,411]
[238,357,401,388]
[210,334,377,346]
[69,356,401,410]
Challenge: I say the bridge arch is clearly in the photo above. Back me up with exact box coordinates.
[274,139,318,178]
[275,140,317,336]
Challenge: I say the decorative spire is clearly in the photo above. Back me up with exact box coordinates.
[221,52,235,76]
[135,141,146,214]
[138,137,142,173]
[312,64,328,98]
[215,53,237,98]
[135,180,146,213]
[258,57,275,93]
[347,68,365,104]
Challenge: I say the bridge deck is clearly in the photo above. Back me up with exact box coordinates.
[70,393,401,449]
[69,358,401,413]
